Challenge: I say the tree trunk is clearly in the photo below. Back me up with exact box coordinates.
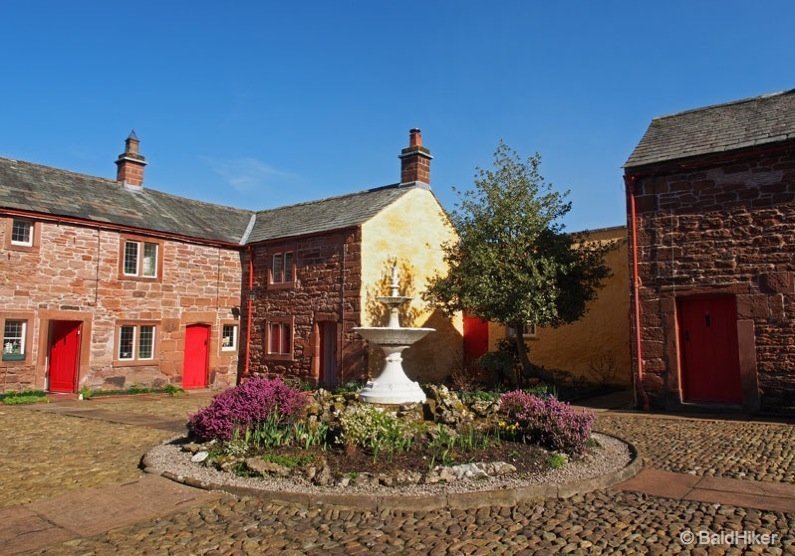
[512,322,555,386]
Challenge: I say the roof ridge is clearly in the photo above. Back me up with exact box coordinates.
[650,89,795,122]
[254,182,405,215]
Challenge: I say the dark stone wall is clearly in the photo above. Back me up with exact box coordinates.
[628,146,795,411]
[242,227,366,384]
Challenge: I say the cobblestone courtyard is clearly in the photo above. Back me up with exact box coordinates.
[1,393,793,554]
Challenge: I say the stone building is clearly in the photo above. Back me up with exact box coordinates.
[241,129,461,388]
[624,90,795,412]
[462,226,631,387]
[0,129,461,393]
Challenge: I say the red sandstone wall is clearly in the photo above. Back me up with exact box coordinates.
[0,217,243,392]
[628,147,795,410]
[244,227,366,384]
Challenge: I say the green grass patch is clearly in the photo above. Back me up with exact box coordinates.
[261,453,315,469]
[0,390,48,405]
[88,384,185,398]
[548,452,568,469]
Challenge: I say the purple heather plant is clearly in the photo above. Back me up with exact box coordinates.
[188,377,307,441]
[499,390,594,455]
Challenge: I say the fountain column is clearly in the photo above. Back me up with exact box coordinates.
[354,263,434,404]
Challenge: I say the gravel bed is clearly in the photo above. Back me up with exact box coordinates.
[144,432,632,497]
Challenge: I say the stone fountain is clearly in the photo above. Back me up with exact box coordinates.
[354,263,434,404]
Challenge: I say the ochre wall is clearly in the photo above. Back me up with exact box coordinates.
[360,187,463,383]
[489,226,631,386]
[0,217,242,392]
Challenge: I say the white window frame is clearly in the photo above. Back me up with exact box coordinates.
[118,324,156,361]
[221,324,238,351]
[123,240,158,278]
[3,320,27,358]
[10,219,33,247]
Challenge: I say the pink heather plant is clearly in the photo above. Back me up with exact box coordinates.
[188,377,307,441]
[499,390,594,455]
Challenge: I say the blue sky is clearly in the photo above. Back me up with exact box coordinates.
[1,1,793,231]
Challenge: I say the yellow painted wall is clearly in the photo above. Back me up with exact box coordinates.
[490,226,631,386]
[360,187,462,383]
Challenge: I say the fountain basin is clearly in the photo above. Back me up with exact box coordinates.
[355,326,435,404]
[353,327,434,346]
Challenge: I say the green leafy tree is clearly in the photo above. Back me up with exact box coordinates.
[424,142,615,385]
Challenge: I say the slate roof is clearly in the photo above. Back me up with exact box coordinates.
[0,156,253,244]
[247,184,415,243]
[625,89,795,169]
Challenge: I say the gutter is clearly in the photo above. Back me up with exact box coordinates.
[626,174,651,411]
[243,244,254,382]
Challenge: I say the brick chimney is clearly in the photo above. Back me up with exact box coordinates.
[115,130,147,188]
[399,128,432,187]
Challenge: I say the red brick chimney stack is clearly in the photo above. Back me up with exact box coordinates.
[399,128,432,187]
[115,130,147,188]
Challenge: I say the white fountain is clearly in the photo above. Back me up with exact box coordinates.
[354,263,434,404]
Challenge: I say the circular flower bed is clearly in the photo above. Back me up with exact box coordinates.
[158,378,631,492]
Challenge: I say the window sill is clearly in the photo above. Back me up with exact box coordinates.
[2,353,25,362]
[264,353,293,361]
[268,281,298,291]
[118,275,161,283]
[113,360,159,368]
[220,348,238,355]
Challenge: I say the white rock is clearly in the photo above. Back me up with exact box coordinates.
[191,451,209,463]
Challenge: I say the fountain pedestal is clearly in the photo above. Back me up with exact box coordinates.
[354,263,434,405]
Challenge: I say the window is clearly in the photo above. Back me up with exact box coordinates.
[221,324,238,351]
[271,252,294,283]
[122,239,159,278]
[507,322,538,339]
[118,324,156,361]
[268,322,292,355]
[2,320,26,361]
[11,220,33,246]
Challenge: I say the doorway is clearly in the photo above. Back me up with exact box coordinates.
[48,320,82,393]
[183,324,210,389]
[319,322,338,389]
[677,295,743,404]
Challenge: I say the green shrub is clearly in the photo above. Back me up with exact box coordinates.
[548,452,568,469]
[338,404,414,461]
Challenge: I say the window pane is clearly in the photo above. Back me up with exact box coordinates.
[11,220,32,245]
[270,323,281,353]
[222,324,237,350]
[3,320,26,354]
[272,254,283,283]
[142,243,157,277]
[124,242,139,275]
[138,326,154,359]
[119,326,135,359]
[281,324,291,355]
[284,252,294,282]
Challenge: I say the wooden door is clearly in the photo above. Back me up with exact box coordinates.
[183,324,210,389]
[49,321,81,393]
[678,296,743,404]
[319,322,338,389]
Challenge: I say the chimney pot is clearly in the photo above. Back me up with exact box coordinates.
[409,128,422,147]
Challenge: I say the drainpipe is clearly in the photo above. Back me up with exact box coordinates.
[243,245,254,382]
[626,174,651,411]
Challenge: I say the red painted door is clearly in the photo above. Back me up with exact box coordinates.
[678,296,743,404]
[183,324,209,389]
[49,321,81,393]
[463,314,489,367]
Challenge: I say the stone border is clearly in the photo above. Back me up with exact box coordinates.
[142,432,641,511]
